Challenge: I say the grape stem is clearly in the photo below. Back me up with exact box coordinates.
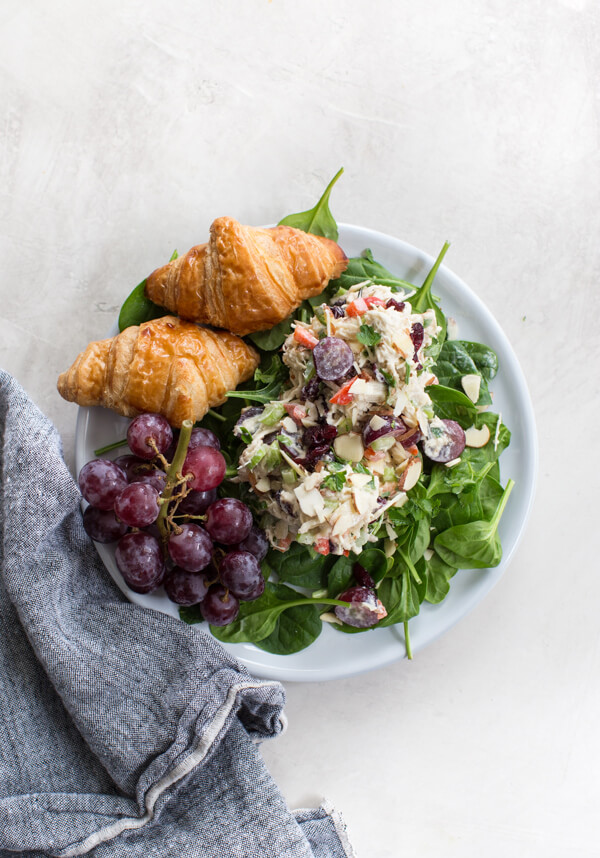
[156,420,193,545]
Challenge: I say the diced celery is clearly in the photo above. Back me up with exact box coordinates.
[281,467,296,485]
[263,444,281,471]
[260,403,286,426]
[370,435,396,452]
[383,466,396,482]
[248,446,267,470]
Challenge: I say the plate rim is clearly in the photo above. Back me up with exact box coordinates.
[75,223,538,682]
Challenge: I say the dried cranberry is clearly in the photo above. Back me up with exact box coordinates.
[274,490,294,517]
[386,298,405,312]
[300,376,321,402]
[302,424,337,448]
[303,444,332,469]
[410,322,424,357]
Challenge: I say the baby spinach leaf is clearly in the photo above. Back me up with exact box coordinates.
[423,553,457,603]
[456,341,498,381]
[118,279,166,332]
[278,167,343,241]
[434,341,493,406]
[427,384,478,427]
[356,548,389,584]
[357,324,382,347]
[410,242,450,356]
[377,565,425,627]
[210,584,348,644]
[117,249,177,332]
[434,479,514,569]
[178,604,204,624]
[331,248,415,293]
[266,542,331,590]
[254,584,323,654]
[327,554,355,597]
[248,317,293,351]
[227,353,288,403]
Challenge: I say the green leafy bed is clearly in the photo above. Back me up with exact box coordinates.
[119,168,514,658]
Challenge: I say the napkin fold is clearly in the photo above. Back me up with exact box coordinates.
[0,370,353,858]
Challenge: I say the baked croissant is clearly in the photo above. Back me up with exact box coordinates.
[144,217,348,336]
[57,316,259,427]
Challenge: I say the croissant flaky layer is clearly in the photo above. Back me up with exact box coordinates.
[57,316,259,427]
[144,217,348,336]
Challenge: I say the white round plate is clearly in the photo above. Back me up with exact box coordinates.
[76,224,537,682]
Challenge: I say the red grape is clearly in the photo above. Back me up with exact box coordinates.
[200,585,240,625]
[422,419,466,463]
[78,459,128,510]
[114,483,160,528]
[164,567,210,605]
[113,454,148,482]
[130,468,167,494]
[312,337,354,381]
[362,415,407,448]
[177,488,217,517]
[204,498,252,545]
[115,532,165,593]
[168,523,213,572]
[82,507,128,543]
[334,586,385,628]
[219,551,263,600]
[127,413,173,460]
[182,446,226,491]
[188,427,221,451]
[234,525,269,562]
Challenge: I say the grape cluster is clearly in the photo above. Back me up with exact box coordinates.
[79,413,268,626]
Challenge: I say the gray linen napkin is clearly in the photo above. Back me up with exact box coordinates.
[0,370,354,858]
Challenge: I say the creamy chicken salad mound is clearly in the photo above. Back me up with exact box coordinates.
[234,280,442,556]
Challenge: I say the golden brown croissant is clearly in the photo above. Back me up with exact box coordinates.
[144,217,348,336]
[57,316,259,427]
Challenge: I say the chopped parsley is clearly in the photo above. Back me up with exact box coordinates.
[357,324,382,347]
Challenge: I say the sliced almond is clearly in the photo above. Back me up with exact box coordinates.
[320,612,342,625]
[461,373,481,403]
[464,424,491,448]
[333,432,364,462]
[398,456,422,491]
[255,477,271,492]
[446,317,459,340]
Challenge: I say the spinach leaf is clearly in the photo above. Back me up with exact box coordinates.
[331,248,415,293]
[356,548,389,584]
[456,341,499,381]
[248,317,293,351]
[434,341,493,406]
[423,552,457,603]
[254,583,323,654]
[117,249,178,332]
[178,604,204,624]
[118,279,166,332]
[410,242,450,357]
[327,554,355,597]
[377,559,425,627]
[209,584,347,644]
[278,167,343,241]
[434,479,514,569]
[266,542,331,590]
[427,384,479,428]
[226,353,288,403]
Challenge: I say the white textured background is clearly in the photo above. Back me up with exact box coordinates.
[2,1,599,856]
